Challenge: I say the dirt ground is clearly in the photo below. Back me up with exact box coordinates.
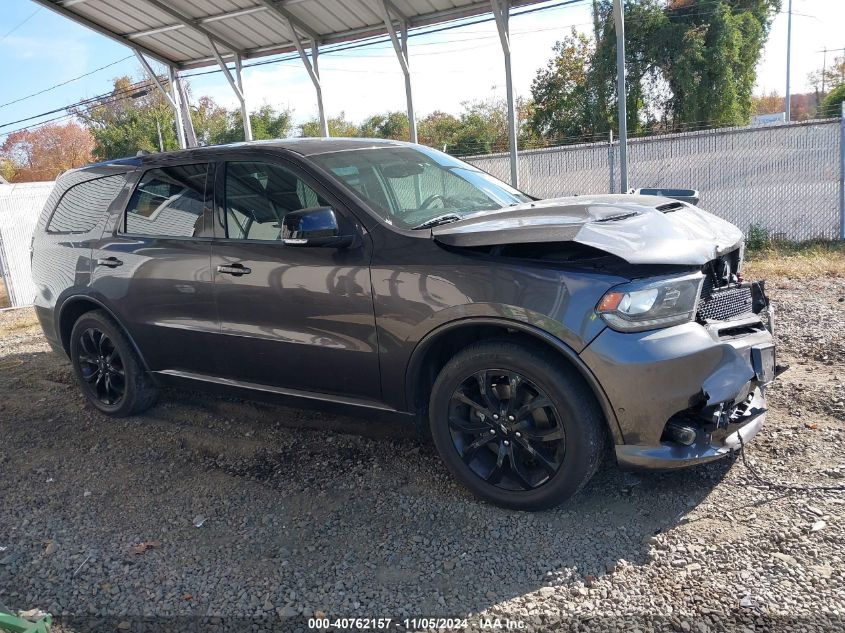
[0,269,844,633]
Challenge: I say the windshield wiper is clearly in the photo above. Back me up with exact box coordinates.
[411,214,463,230]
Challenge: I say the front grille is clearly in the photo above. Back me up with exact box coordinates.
[697,284,754,321]
[697,251,755,321]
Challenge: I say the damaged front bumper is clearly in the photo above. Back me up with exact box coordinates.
[581,308,778,470]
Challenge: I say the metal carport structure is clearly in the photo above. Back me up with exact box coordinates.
[31,0,552,188]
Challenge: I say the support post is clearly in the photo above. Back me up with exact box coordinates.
[379,1,417,143]
[135,51,187,149]
[491,0,518,188]
[612,0,628,192]
[207,39,252,141]
[234,54,253,141]
[167,66,190,149]
[785,0,792,122]
[174,71,198,147]
[839,101,845,240]
[291,31,328,137]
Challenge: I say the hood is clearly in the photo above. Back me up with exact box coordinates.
[431,194,744,265]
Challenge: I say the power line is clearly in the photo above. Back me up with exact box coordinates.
[0,7,40,43]
[0,55,134,110]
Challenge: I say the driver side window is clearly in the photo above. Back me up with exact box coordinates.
[223,161,327,241]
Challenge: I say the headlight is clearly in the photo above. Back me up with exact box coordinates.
[596,272,704,332]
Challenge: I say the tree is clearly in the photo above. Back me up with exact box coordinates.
[358,111,409,139]
[74,76,178,160]
[751,90,783,114]
[819,84,845,118]
[530,1,780,141]
[200,103,293,145]
[529,29,603,141]
[418,111,462,149]
[808,54,845,97]
[0,122,94,182]
[300,112,359,137]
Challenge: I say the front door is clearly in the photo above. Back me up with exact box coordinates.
[210,157,381,400]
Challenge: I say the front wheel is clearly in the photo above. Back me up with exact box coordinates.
[429,340,604,510]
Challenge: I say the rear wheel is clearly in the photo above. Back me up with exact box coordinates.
[429,340,604,510]
[69,310,158,416]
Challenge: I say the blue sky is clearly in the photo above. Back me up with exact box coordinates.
[1,0,843,139]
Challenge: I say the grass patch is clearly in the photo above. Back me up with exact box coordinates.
[744,235,845,279]
[0,277,9,309]
[0,309,40,339]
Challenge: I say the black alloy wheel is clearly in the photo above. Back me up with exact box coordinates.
[429,340,604,510]
[77,328,125,406]
[69,310,158,417]
[448,369,565,491]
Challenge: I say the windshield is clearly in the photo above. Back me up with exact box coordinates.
[310,145,532,229]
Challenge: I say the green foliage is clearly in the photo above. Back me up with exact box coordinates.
[74,76,178,160]
[529,0,780,140]
[358,112,409,139]
[78,76,291,159]
[819,84,845,118]
[300,112,360,137]
[746,224,771,252]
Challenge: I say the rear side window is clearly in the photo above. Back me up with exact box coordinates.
[47,174,126,234]
[123,164,209,238]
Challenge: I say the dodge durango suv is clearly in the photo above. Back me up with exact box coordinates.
[32,139,777,510]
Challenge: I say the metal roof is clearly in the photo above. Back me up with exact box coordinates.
[33,0,545,70]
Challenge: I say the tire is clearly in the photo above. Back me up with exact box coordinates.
[428,340,605,510]
[69,310,158,417]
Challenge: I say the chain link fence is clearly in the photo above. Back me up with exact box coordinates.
[468,119,843,241]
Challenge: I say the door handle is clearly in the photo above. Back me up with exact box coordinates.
[217,263,252,276]
[96,257,123,268]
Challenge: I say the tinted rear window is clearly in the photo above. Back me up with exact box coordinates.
[122,164,209,238]
[47,174,126,234]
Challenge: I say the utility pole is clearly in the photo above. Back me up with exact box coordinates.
[821,48,827,97]
[612,0,628,192]
[785,0,792,121]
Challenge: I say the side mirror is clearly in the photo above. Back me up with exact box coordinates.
[633,187,700,205]
[282,207,354,248]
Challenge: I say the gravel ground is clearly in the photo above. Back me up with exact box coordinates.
[0,276,844,633]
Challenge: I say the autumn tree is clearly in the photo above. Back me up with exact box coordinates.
[0,122,94,182]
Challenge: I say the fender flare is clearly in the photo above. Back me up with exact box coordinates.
[57,294,153,373]
[404,317,623,444]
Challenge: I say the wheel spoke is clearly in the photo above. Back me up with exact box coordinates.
[484,443,507,484]
[461,433,495,463]
[514,436,559,475]
[82,368,100,383]
[452,392,494,420]
[507,443,534,490]
[81,330,97,356]
[97,333,109,355]
[514,396,552,422]
[518,424,565,443]
[78,354,98,366]
[448,415,490,435]
[475,371,501,412]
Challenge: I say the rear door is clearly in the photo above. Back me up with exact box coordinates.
[89,162,218,374]
[210,154,381,400]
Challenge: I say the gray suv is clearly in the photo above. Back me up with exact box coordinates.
[31,139,777,510]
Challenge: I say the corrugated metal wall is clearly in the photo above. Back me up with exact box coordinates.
[0,182,54,308]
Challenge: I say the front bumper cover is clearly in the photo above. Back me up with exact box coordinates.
[580,312,776,470]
